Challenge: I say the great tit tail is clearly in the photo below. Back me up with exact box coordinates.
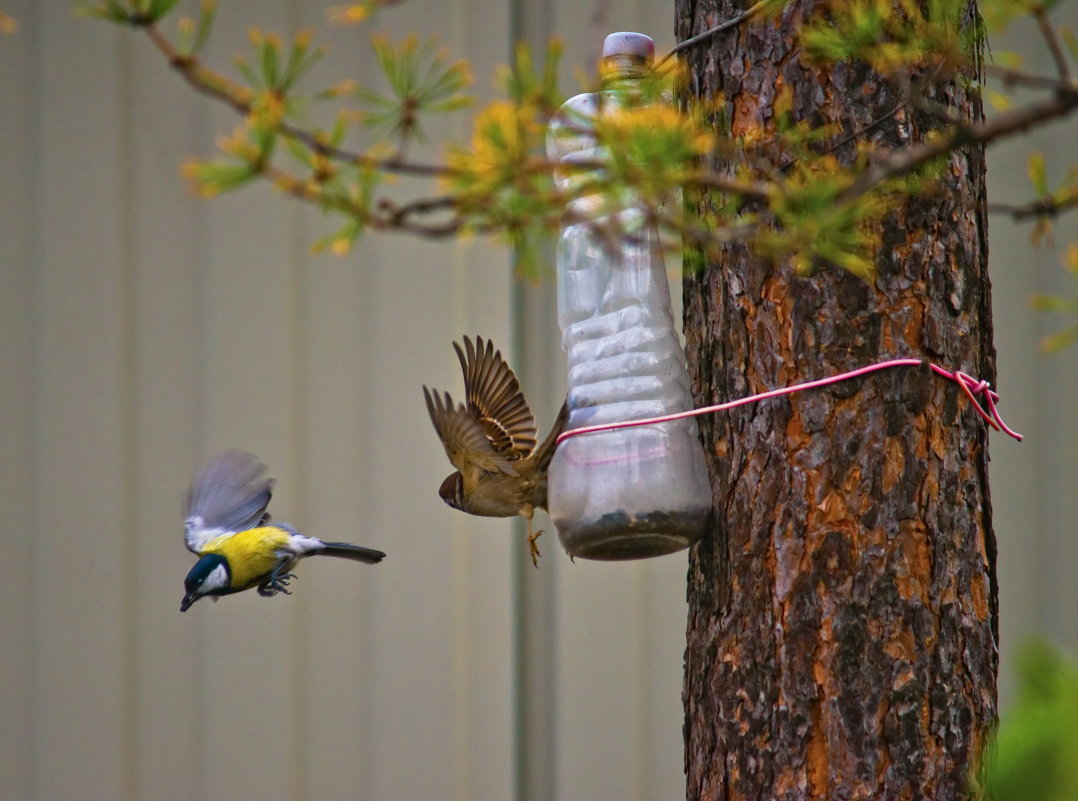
[318,542,386,564]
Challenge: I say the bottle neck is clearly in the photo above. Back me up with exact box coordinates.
[599,55,651,86]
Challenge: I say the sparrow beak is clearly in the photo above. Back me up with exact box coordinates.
[180,593,198,613]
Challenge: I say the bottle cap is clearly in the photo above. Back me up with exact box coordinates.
[602,32,654,64]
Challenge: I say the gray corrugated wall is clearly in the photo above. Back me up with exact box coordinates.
[0,1,1075,800]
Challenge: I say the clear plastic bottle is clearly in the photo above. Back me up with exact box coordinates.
[546,32,712,560]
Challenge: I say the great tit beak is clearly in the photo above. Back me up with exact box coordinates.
[180,593,198,612]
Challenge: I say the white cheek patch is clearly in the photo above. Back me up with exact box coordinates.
[202,563,230,593]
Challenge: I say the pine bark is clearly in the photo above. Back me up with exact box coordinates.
[676,2,998,799]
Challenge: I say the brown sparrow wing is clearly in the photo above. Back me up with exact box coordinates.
[423,386,519,477]
[455,336,538,460]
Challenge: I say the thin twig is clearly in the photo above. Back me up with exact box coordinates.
[841,91,1078,202]
[658,0,776,68]
[377,194,459,225]
[988,194,1078,221]
[1033,4,1070,81]
[557,159,770,200]
[986,64,1078,95]
[778,62,947,174]
[906,92,964,125]
[138,7,1078,247]
[143,23,452,179]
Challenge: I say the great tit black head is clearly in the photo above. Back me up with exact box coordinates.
[181,553,231,612]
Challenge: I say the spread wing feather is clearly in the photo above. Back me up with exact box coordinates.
[184,450,275,553]
[455,336,537,460]
[423,386,518,477]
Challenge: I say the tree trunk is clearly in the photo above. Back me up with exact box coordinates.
[676,2,998,799]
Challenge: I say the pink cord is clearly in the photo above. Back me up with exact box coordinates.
[556,358,1023,444]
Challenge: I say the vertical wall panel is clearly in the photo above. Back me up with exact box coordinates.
[32,7,132,801]
[0,2,38,799]
[3,3,1076,801]
[287,13,383,801]
[291,244,383,801]
[1009,1,1078,651]
[987,128,1047,705]
[354,1,518,798]
[509,1,565,797]
[553,561,646,801]
[986,4,1078,703]
[453,249,518,801]
[362,238,516,801]
[449,10,519,801]
[364,237,458,801]
[126,21,209,801]
[639,551,693,801]
[192,5,306,801]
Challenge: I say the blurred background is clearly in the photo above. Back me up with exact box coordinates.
[1,1,1075,800]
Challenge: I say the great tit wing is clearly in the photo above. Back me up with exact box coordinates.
[423,386,519,477]
[184,450,275,553]
[455,336,538,460]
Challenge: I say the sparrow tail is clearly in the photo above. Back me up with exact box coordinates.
[533,400,570,473]
[318,542,387,564]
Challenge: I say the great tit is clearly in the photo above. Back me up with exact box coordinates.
[181,450,385,612]
[423,335,568,566]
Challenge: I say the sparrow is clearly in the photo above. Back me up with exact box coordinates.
[180,450,385,611]
[423,335,568,566]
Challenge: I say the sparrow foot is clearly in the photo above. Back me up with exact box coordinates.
[527,529,543,568]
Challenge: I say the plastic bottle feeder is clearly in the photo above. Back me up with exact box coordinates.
[546,32,712,561]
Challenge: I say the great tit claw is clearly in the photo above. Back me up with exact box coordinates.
[257,571,297,597]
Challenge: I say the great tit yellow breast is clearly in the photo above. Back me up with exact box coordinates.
[202,526,296,591]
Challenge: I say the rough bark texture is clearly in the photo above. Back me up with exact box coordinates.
[676,2,998,800]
